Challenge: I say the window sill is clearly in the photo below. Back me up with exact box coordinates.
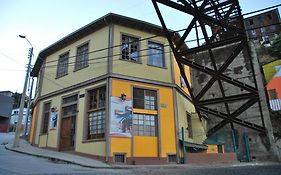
[119,58,142,64]
[82,138,106,143]
[39,133,48,136]
[147,64,167,69]
[55,73,68,79]
[73,65,89,72]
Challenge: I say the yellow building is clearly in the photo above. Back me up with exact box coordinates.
[29,13,206,164]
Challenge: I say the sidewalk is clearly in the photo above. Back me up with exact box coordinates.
[4,134,280,169]
[5,138,110,169]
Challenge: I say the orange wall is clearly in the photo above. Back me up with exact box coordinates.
[267,76,281,99]
[110,137,131,157]
[110,78,176,158]
[173,58,191,95]
[134,136,158,157]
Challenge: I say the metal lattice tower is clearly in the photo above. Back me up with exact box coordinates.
[152,0,267,136]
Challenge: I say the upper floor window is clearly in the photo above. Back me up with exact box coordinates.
[41,102,51,134]
[148,41,165,67]
[121,35,140,62]
[249,19,254,25]
[87,86,106,139]
[267,14,272,20]
[75,43,89,71]
[56,52,69,78]
[268,89,277,100]
[133,88,157,110]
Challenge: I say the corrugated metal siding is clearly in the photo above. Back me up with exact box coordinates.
[269,99,281,111]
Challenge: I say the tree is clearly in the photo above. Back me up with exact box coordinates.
[268,33,281,58]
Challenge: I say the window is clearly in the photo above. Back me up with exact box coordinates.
[261,27,266,34]
[148,41,165,67]
[56,52,69,78]
[187,112,193,138]
[62,95,77,118]
[249,19,254,25]
[217,145,223,153]
[41,102,51,134]
[167,154,177,163]
[132,114,157,136]
[75,43,89,70]
[133,88,157,110]
[87,87,106,139]
[114,154,126,163]
[268,89,277,99]
[267,14,272,20]
[121,35,139,62]
[251,30,256,37]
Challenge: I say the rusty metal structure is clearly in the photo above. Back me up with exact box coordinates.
[152,0,267,137]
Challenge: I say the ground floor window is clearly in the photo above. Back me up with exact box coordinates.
[41,102,51,134]
[88,109,106,139]
[132,114,157,136]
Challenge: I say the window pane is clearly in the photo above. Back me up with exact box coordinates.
[76,43,89,70]
[121,35,139,62]
[132,114,157,136]
[148,42,164,67]
[57,52,69,78]
[88,109,105,139]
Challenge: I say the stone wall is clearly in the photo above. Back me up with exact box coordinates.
[190,42,279,161]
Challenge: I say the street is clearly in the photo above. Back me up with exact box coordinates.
[1,133,281,175]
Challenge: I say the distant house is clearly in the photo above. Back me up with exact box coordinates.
[0,91,14,132]
[244,9,281,48]
[267,65,281,111]
[262,59,281,83]
[10,108,31,132]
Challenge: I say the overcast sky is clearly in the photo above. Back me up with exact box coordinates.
[0,0,280,94]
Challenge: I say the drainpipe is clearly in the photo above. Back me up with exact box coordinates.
[243,132,251,162]
[182,127,186,164]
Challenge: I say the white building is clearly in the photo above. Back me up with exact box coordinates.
[10,108,31,132]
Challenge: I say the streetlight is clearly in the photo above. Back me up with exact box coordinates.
[13,35,33,147]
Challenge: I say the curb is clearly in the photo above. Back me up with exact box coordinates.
[4,144,280,169]
[4,145,111,169]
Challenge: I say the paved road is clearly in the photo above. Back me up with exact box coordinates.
[1,133,281,175]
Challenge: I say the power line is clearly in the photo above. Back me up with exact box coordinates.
[243,3,281,16]
[41,21,281,70]
[40,3,281,67]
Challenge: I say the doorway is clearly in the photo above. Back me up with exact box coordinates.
[59,95,78,151]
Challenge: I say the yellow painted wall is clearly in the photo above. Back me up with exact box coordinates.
[112,24,173,83]
[38,135,47,147]
[110,79,176,158]
[159,87,177,157]
[35,99,48,145]
[176,92,206,144]
[263,59,281,82]
[29,104,38,144]
[173,58,191,94]
[206,144,224,153]
[40,26,109,96]
[110,137,131,157]
[74,82,107,156]
[134,136,158,157]
[34,81,107,156]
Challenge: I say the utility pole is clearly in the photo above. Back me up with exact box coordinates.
[24,77,34,136]
[13,35,33,148]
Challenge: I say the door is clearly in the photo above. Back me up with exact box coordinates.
[60,116,76,151]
